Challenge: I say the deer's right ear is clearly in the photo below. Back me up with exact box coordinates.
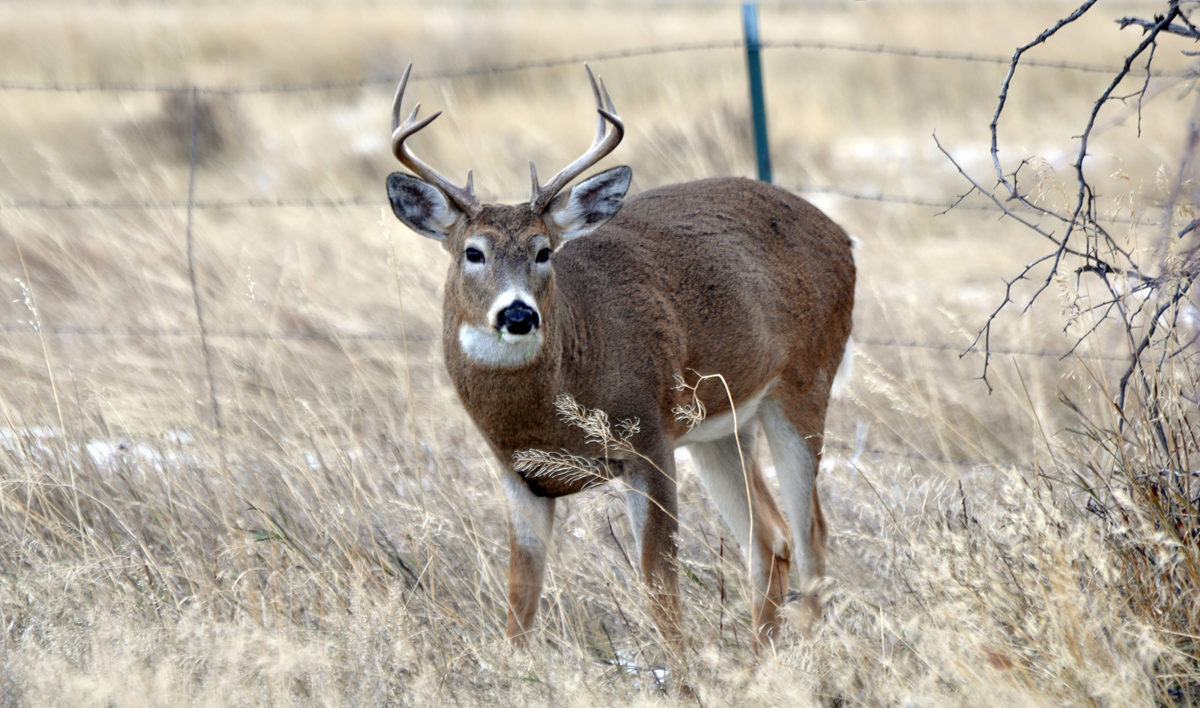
[386,172,464,243]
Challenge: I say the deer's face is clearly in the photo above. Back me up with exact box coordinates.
[445,205,557,368]
[387,166,632,369]
[384,63,629,368]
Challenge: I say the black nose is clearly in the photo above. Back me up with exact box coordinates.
[497,301,540,335]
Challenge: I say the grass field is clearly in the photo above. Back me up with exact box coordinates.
[0,1,1197,704]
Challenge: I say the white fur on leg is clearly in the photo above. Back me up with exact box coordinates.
[830,338,855,399]
[686,437,754,552]
[759,398,819,587]
[623,473,649,555]
[503,474,555,554]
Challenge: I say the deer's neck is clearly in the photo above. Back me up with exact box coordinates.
[443,295,583,452]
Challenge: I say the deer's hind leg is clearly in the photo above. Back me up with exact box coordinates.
[687,433,791,649]
[759,378,833,628]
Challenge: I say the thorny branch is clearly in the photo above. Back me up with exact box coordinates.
[1118,12,1200,40]
[943,0,1200,416]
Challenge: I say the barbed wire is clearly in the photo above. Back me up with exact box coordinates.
[852,336,1131,363]
[823,439,1018,470]
[0,37,1180,95]
[0,324,438,343]
[1,187,1161,238]
[0,196,378,212]
[0,186,1157,224]
[0,40,741,94]
[762,39,1191,76]
[0,322,1133,367]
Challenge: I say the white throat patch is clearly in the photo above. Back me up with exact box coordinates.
[458,323,543,368]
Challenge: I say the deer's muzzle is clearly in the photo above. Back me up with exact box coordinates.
[497,301,540,336]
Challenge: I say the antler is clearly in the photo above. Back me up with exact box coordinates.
[391,64,482,217]
[529,66,625,213]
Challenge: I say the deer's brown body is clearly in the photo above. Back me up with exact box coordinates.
[385,65,855,658]
[445,177,853,498]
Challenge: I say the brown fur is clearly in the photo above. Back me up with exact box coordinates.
[430,176,855,650]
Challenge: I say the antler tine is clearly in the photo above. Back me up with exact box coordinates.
[529,65,625,213]
[390,63,413,133]
[390,63,481,216]
[529,162,540,201]
[586,66,605,145]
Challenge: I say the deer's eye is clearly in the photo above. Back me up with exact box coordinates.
[535,247,552,264]
[464,247,485,264]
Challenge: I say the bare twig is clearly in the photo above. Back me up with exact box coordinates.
[990,0,1102,193]
[1118,14,1200,40]
[944,0,1199,396]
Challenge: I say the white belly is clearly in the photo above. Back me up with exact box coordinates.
[675,380,775,446]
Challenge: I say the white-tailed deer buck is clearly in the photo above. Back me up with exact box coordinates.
[385,64,855,654]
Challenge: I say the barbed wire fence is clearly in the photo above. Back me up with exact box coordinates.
[0,35,1162,470]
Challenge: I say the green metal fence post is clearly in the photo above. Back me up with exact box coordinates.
[742,2,772,183]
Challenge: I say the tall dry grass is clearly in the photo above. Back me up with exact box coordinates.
[0,0,1196,704]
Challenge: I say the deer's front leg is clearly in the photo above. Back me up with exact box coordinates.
[624,450,685,660]
[503,474,556,640]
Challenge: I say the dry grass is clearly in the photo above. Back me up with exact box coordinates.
[0,1,1196,704]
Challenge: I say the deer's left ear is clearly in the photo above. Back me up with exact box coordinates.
[544,166,632,243]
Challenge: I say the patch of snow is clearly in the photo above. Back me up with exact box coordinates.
[0,427,203,472]
[606,648,670,691]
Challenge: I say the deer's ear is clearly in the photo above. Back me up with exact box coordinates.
[544,166,632,243]
[387,172,464,243]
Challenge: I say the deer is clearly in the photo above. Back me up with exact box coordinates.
[384,64,855,659]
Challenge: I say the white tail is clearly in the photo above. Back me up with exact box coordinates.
[385,64,855,657]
